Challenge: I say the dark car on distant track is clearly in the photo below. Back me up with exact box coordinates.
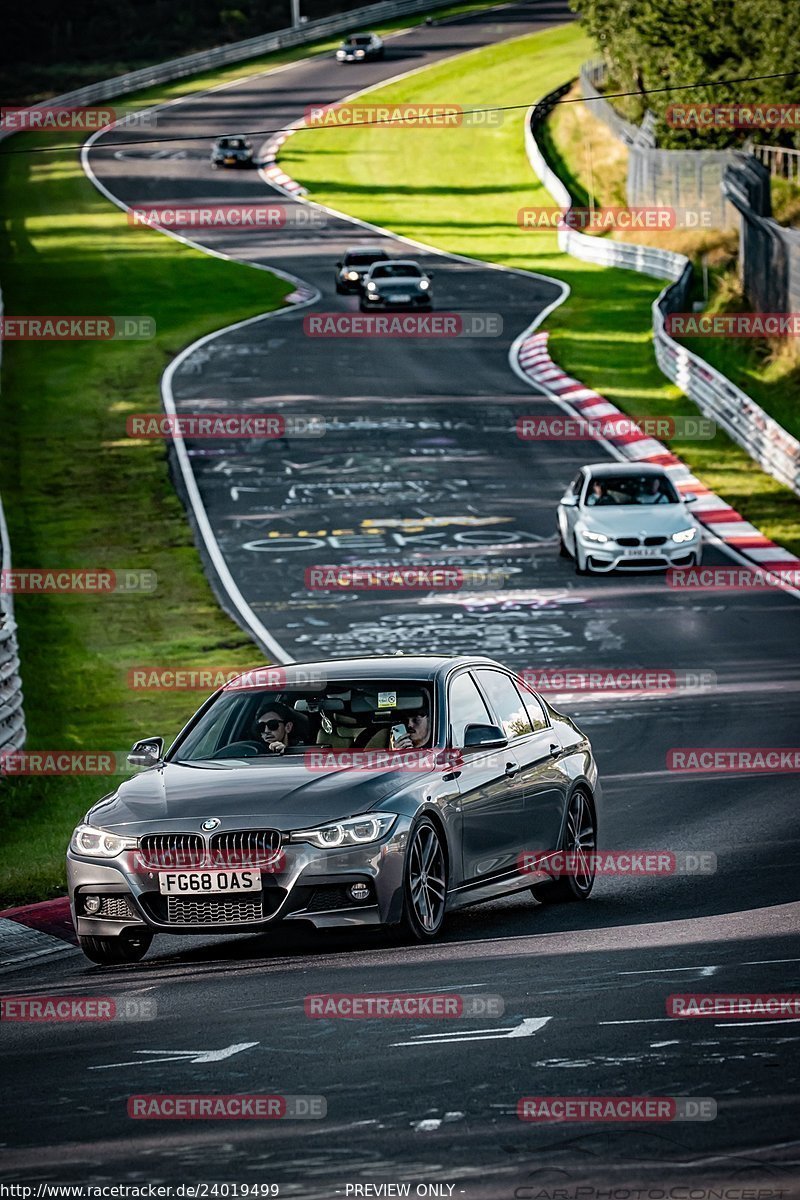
[336,31,385,61]
[335,246,392,293]
[67,655,600,964]
[210,135,255,168]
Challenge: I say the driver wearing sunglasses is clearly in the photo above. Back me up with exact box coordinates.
[256,700,298,755]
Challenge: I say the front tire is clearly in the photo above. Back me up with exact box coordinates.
[399,817,448,941]
[533,790,596,904]
[79,929,153,965]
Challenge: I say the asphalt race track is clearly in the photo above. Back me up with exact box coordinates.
[2,3,799,1194]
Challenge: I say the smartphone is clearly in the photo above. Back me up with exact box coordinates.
[391,723,408,743]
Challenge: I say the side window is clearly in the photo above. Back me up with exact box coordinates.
[570,472,583,495]
[448,672,491,747]
[475,671,533,740]
[515,682,549,732]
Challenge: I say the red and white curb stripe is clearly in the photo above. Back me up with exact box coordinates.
[260,129,307,196]
[517,330,800,580]
[0,899,77,970]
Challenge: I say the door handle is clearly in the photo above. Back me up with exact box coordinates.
[505,761,520,778]
[549,743,560,757]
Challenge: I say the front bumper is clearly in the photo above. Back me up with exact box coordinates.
[579,536,701,572]
[67,819,411,938]
[362,292,432,310]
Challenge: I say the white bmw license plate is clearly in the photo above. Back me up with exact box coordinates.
[158,870,258,895]
[629,546,661,557]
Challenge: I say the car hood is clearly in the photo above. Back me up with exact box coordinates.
[577,504,694,537]
[88,758,420,834]
[372,277,424,291]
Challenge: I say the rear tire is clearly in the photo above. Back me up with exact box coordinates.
[398,817,448,942]
[79,929,153,965]
[532,790,596,904]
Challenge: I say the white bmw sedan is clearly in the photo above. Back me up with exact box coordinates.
[557,463,702,575]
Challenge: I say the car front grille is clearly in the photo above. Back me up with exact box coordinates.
[616,536,669,548]
[644,535,668,546]
[617,537,640,547]
[166,895,264,926]
[138,830,281,869]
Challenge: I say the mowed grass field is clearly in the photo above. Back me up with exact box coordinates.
[282,21,800,553]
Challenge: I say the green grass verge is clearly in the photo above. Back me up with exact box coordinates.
[282,22,800,554]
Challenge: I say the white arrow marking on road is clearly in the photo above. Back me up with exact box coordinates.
[391,1016,551,1047]
[89,1042,258,1070]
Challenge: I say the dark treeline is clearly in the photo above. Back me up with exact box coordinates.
[570,0,800,148]
[1,0,372,103]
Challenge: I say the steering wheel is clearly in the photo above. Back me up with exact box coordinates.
[214,740,265,758]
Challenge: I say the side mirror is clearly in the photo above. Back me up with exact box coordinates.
[462,723,508,751]
[336,261,343,268]
[128,737,164,768]
[683,492,698,504]
[561,494,578,507]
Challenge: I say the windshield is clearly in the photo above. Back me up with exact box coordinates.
[344,251,389,266]
[370,263,422,279]
[219,138,248,149]
[346,36,372,45]
[173,680,435,761]
[585,474,679,506]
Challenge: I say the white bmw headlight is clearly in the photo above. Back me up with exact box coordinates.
[672,527,697,543]
[289,813,397,849]
[418,279,430,290]
[580,529,609,544]
[70,824,137,858]
[366,281,377,291]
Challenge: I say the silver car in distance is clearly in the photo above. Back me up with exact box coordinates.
[557,462,703,575]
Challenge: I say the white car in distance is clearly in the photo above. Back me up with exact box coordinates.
[557,463,702,575]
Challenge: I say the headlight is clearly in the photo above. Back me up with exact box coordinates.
[366,281,377,291]
[418,279,430,290]
[672,527,697,543]
[355,49,365,57]
[580,529,609,544]
[289,813,397,849]
[346,271,360,281]
[337,50,346,57]
[70,824,137,858]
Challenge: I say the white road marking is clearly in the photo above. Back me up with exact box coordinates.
[89,1042,258,1069]
[392,1016,551,1047]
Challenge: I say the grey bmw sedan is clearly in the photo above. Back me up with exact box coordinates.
[67,655,600,964]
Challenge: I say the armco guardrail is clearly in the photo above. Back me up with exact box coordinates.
[0,497,26,760]
[525,87,800,498]
[0,0,443,144]
[0,286,26,757]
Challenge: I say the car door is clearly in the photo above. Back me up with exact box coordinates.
[474,670,568,865]
[448,670,525,883]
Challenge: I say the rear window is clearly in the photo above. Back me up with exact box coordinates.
[344,251,389,266]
